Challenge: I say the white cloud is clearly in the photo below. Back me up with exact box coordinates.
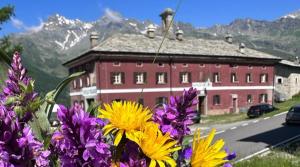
[104,8,122,23]
[11,18,24,29]
[11,17,44,33]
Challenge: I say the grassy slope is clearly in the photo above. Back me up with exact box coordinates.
[0,61,7,85]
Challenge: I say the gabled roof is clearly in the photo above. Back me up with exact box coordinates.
[91,33,280,59]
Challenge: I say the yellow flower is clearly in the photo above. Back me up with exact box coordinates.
[99,101,152,146]
[191,128,228,167]
[127,122,181,167]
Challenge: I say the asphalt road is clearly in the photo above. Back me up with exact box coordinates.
[209,112,300,161]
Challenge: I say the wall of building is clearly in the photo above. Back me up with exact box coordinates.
[275,64,300,99]
[70,59,275,115]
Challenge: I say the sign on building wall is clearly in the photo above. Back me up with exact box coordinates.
[82,86,97,97]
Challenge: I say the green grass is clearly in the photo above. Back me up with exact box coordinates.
[236,139,300,167]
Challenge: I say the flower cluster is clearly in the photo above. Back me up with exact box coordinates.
[51,104,111,167]
[100,101,180,167]
[0,52,50,166]
[154,87,198,142]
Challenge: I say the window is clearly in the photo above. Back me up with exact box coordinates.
[260,74,268,83]
[136,62,143,67]
[246,73,252,83]
[79,78,83,87]
[158,63,164,67]
[213,95,221,105]
[156,97,168,106]
[113,99,125,102]
[134,72,146,84]
[231,73,238,83]
[248,65,253,69]
[156,72,167,84]
[230,64,238,68]
[216,64,221,68]
[247,94,253,104]
[180,72,191,83]
[296,78,298,84]
[138,98,144,106]
[111,72,124,85]
[86,76,90,87]
[183,63,188,67]
[277,77,283,84]
[113,62,120,66]
[73,80,77,89]
[262,66,266,69]
[259,94,268,103]
[80,100,85,109]
[73,100,78,105]
[213,73,220,83]
[199,64,205,67]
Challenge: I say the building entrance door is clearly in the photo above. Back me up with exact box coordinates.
[232,98,238,113]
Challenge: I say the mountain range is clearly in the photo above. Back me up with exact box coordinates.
[2,9,300,104]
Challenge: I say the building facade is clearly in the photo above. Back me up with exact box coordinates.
[275,60,300,100]
[64,9,280,115]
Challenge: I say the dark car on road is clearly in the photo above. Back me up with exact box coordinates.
[247,104,275,118]
[286,105,300,124]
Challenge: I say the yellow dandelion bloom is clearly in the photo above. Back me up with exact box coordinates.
[127,122,181,167]
[99,101,152,146]
[191,128,228,167]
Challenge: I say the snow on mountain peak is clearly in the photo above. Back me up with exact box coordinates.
[281,10,300,19]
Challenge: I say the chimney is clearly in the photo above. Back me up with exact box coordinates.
[239,43,246,53]
[175,29,184,41]
[90,32,99,48]
[146,24,156,38]
[225,33,233,44]
[160,8,174,37]
[295,56,299,64]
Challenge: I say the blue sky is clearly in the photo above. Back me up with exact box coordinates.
[1,0,300,36]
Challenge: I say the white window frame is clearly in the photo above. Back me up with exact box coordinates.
[247,94,253,104]
[277,77,283,84]
[79,78,83,87]
[231,73,238,83]
[246,73,252,83]
[213,73,220,83]
[136,73,145,84]
[181,73,189,83]
[73,80,77,89]
[113,73,122,85]
[260,74,267,83]
[157,73,166,84]
[86,76,90,87]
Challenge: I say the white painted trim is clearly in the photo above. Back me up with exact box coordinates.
[69,86,274,96]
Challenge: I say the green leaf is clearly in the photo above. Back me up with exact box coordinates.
[87,101,100,117]
[29,71,84,141]
[45,71,85,119]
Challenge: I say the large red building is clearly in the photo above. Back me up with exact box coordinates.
[64,9,281,115]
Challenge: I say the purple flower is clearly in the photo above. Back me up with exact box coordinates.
[51,104,111,167]
[154,87,198,142]
[225,147,237,160]
[0,52,50,166]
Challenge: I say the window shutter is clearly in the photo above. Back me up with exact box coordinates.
[188,72,192,83]
[179,72,183,83]
[164,72,168,83]
[144,72,147,84]
[121,72,125,84]
[110,72,114,84]
[133,72,137,84]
